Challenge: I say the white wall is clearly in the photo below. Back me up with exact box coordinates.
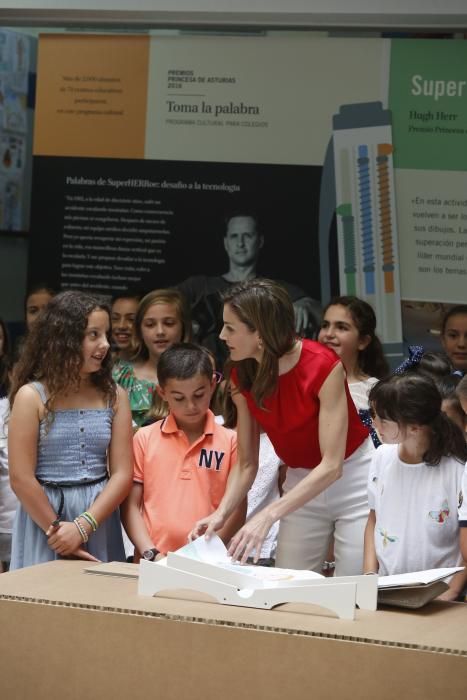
[0,0,466,14]
[0,1,466,30]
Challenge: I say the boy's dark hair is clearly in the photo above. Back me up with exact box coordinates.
[157,343,214,387]
[369,373,467,465]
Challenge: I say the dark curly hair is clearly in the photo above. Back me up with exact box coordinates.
[10,290,116,416]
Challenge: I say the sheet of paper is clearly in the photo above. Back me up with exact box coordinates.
[378,567,464,589]
[174,534,232,565]
[215,562,323,585]
[173,535,323,585]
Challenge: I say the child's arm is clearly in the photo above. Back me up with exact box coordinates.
[439,516,467,601]
[217,497,247,546]
[120,482,156,558]
[85,386,134,522]
[437,561,467,602]
[8,385,60,531]
[363,509,379,574]
[461,527,467,563]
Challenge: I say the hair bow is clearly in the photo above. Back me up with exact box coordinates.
[358,409,381,448]
[393,345,424,375]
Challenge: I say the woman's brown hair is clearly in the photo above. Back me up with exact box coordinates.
[222,278,296,408]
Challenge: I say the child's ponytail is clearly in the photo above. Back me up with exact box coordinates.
[424,411,467,466]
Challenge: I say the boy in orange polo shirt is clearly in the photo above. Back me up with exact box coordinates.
[121,343,245,562]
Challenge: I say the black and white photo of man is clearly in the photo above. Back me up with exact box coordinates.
[178,210,321,367]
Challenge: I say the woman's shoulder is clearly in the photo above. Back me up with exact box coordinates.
[301,339,339,364]
[295,340,340,386]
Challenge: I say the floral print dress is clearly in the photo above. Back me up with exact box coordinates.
[112,359,156,427]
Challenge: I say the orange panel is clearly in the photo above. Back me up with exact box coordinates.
[34,34,149,158]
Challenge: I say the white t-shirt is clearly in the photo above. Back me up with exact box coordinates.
[0,399,17,534]
[348,376,378,411]
[247,433,283,559]
[368,443,464,576]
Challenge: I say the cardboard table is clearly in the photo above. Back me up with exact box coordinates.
[0,560,466,700]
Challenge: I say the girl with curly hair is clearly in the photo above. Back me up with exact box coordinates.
[8,290,133,569]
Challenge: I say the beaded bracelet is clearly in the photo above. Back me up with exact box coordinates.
[73,517,89,544]
[80,511,98,532]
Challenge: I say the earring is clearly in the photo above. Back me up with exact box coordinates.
[258,339,263,350]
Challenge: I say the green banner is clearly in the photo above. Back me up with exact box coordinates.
[389,39,467,171]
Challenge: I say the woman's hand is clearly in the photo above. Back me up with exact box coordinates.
[188,510,227,542]
[46,522,99,561]
[227,507,275,564]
